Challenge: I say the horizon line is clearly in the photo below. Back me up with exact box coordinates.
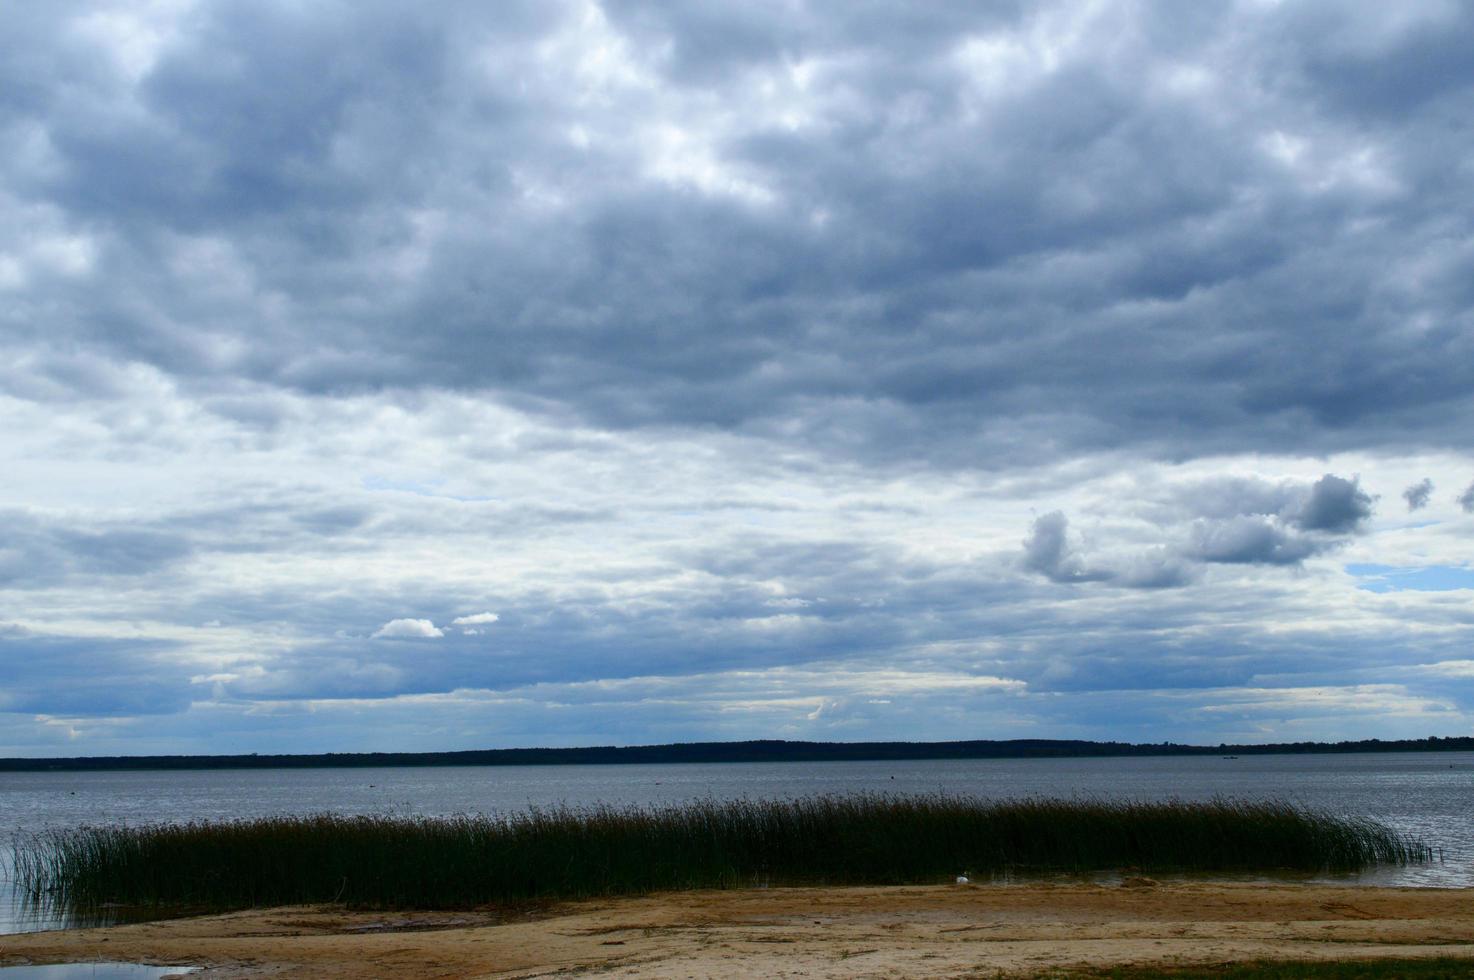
[3,734,1470,772]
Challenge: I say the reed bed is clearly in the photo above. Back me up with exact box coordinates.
[11,795,1432,913]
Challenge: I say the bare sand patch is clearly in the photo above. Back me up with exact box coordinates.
[2,883,1471,978]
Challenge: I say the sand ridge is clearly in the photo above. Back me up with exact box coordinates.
[2,882,1472,978]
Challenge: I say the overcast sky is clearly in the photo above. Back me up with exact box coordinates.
[4,0,1474,756]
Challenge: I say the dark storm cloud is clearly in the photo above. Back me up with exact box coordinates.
[5,2,1474,467]
[1404,478,1434,512]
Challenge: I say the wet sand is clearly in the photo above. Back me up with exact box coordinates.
[2,882,1472,978]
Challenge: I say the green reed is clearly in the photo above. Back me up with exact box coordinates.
[10,795,1433,914]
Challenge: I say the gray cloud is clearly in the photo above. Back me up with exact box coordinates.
[1162,474,1374,533]
[1185,516,1319,567]
[1024,473,1374,586]
[3,2,1473,470]
[1291,474,1374,533]
[0,632,190,716]
[1461,481,1474,513]
[3,3,1474,751]
[1404,478,1434,511]
[1018,511,1201,588]
[1113,550,1196,590]
[0,511,193,586]
[1021,512,1108,584]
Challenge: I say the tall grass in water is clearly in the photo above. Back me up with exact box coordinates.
[11,795,1432,913]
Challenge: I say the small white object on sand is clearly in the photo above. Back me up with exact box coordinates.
[955,875,969,884]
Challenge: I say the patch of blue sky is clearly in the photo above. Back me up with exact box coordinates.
[1347,564,1474,593]
[361,476,493,502]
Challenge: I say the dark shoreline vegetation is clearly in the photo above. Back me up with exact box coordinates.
[12,796,1433,915]
[2,735,1471,773]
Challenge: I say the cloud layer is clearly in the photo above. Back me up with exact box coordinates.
[2,1,1473,755]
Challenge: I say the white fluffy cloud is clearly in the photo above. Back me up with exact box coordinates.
[451,612,500,626]
[372,619,444,640]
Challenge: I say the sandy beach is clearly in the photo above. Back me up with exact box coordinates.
[2,882,1472,978]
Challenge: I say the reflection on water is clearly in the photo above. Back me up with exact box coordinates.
[0,966,194,978]
[0,877,199,937]
[3,751,1470,934]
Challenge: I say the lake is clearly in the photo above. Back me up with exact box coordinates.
[3,751,1470,934]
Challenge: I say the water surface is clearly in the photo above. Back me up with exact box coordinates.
[4,751,1469,934]
[0,967,193,979]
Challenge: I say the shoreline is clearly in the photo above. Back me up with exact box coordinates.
[3,882,1472,978]
[5,740,1471,773]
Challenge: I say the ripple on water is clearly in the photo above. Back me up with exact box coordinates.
[0,966,195,978]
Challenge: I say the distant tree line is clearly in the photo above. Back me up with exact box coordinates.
[1,735,1470,772]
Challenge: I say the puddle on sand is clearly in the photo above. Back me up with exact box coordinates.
[0,966,195,978]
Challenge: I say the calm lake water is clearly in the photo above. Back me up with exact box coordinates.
[0,967,194,978]
[3,751,1470,934]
